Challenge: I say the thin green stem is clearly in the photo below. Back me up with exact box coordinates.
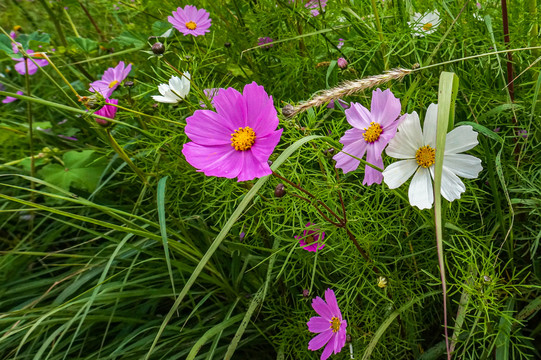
[370,0,388,69]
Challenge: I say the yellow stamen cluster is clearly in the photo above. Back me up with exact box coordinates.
[422,23,433,31]
[363,122,383,143]
[304,235,315,244]
[185,21,197,30]
[108,80,119,89]
[231,126,256,151]
[330,317,341,333]
[415,145,436,168]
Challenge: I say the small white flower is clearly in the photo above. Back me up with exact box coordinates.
[382,104,482,210]
[408,10,441,37]
[151,72,191,104]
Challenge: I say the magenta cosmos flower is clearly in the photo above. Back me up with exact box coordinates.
[258,37,274,49]
[168,5,211,37]
[333,88,404,185]
[199,87,222,108]
[182,82,283,182]
[94,98,118,126]
[307,289,347,360]
[306,0,327,16]
[12,51,49,75]
[295,222,325,252]
[89,61,132,98]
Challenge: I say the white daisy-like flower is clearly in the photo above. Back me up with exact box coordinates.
[408,10,441,37]
[151,72,191,104]
[382,104,482,210]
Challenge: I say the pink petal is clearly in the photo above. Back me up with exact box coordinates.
[307,316,331,333]
[250,129,282,163]
[182,142,243,179]
[345,102,372,129]
[242,82,278,136]
[320,337,335,360]
[324,289,341,318]
[308,330,333,351]
[185,110,235,146]
[213,87,246,129]
[311,296,333,320]
[237,150,272,181]
[370,88,401,127]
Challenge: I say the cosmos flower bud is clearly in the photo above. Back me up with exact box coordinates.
[124,80,134,88]
[151,42,165,55]
[224,42,231,48]
[337,57,348,69]
[274,183,286,197]
[282,104,295,117]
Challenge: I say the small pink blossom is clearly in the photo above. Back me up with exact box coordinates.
[94,98,118,126]
[307,289,347,360]
[258,37,274,49]
[337,38,344,49]
[89,61,131,98]
[200,88,223,108]
[295,222,325,252]
[168,5,212,37]
[333,88,404,185]
[337,57,348,69]
[2,90,23,104]
[12,50,49,75]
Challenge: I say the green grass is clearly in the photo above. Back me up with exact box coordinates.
[0,0,540,359]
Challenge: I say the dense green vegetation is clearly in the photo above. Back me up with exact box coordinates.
[0,0,540,359]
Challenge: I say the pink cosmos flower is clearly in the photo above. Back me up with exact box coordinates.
[12,50,49,75]
[2,90,23,104]
[258,37,274,49]
[327,99,349,109]
[307,289,347,360]
[89,61,132,98]
[94,98,118,126]
[168,5,211,37]
[337,57,348,69]
[333,88,404,185]
[337,38,345,49]
[182,82,283,182]
[295,222,325,252]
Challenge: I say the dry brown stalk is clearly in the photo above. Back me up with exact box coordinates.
[282,67,413,118]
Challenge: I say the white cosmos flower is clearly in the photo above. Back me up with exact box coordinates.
[408,10,441,37]
[151,72,191,104]
[382,103,482,210]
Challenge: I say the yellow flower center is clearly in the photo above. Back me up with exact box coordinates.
[186,21,197,30]
[422,23,433,31]
[415,145,435,168]
[363,122,383,143]
[108,80,119,89]
[231,126,256,151]
[330,317,341,333]
[13,25,22,31]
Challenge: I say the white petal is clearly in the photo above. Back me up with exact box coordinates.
[158,83,170,96]
[163,89,181,101]
[161,28,173,38]
[151,95,178,103]
[443,154,482,179]
[423,104,438,147]
[409,168,434,210]
[168,76,182,91]
[445,126,479,154]
[440,166,466,202]
[179,71,191,97]
[386,112,422,159]
[383,159,418,189]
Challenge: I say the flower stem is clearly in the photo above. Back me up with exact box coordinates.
[24,56,35,230]
[370,0,388,70]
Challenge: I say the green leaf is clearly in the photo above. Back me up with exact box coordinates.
[0,34,14,56]
[68,36,98,54]
[151,21,172,36]
[110,31,146,48]
[38,150,107,192]
[326,60,338,88]
[16,32,51,51]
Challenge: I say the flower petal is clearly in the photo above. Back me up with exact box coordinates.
[307,316,331,333]
[445,125,479,154]
[152,95,177,103]
[182,142,243,179]
[324,289,341,318]
[308,330,333,351]
[311,296,333,320]
[439,165,466,202]
[383,159,418,189]
[345,102,372,129]
[443,154,482,179]
[213,87,246,129]
[251,129,282,162]
[422,103,438,147]
[242,82,278,136]
[370,88,401,128]
[185,110,235,146]
[363,148,384,185]
[236,150,271,182]
[320,337,335,360]
[408,167,434,209]
[386,112,422,159]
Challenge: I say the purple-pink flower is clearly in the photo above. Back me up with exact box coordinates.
[94,98,118,126]
[182,82,283,182]
[337,57,348,69]
[327,99,349,110]
[305,0,327,16]
[258,37,274,49]
[333,88,404,185]
[307,289,347,360]
[200,88,223,108]
[168,5,211,37]
[89,61,132,98]
[295,222,325,252]
[337,38,345,49]
[12,50,49,75]
[2,90,23,104]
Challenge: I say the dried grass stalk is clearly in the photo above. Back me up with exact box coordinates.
[282,67,413,118]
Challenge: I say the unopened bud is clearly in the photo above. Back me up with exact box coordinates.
[151,42,165,55]
[282,104,295,118]
[224,42,231,48]
[274,183,286,197]
[124,81,134,88]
